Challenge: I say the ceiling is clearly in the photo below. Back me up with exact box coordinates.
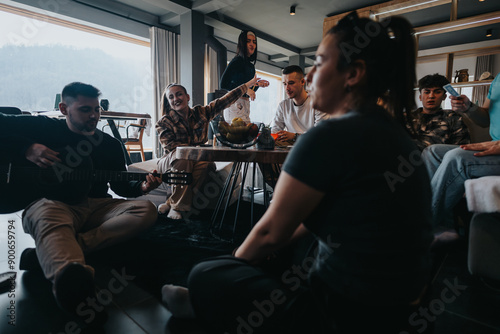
[55,0,500,65]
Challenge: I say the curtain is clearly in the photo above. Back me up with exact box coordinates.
[472,55,494,107]
[150,26,179,158]
[204,44,219,105]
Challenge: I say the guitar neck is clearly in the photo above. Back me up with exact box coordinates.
[67,170,191,184]
[3,164,191,185]
[20,168,149,183]
[86,170,149,183]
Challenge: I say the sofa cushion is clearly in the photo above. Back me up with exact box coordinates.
[465,176,500,213]
[468,213,500,281]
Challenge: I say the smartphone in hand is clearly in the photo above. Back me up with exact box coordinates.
[443,84,460,97]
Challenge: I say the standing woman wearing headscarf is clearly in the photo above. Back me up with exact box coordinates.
[220,30,269,124]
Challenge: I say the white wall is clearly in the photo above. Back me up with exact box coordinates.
[453,57,477,81]
[493,54,500,77]
[416,60,447,80]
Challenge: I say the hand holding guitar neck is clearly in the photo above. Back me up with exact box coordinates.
[25,143,62,168]
[141,169,162,193]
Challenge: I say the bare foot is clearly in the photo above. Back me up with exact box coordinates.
[158,202,171,215]
[167,209,183,220]
[435,231,460,242]
[430,230,461,250]
[161,284,195,319]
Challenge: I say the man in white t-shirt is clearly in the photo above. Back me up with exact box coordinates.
[271,65,328,145]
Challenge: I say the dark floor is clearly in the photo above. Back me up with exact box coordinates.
[1,198,500,334]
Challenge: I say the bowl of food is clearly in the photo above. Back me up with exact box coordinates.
[210,115,261,148]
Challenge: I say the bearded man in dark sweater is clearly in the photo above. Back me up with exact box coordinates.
[0,82,161,327]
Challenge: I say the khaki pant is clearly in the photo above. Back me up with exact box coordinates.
[157,150,216,212]
[22,197,157,282]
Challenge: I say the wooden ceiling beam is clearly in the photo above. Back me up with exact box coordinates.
[450,0,458,21]
[0,3,150,46]
[323,0,451,34]
[415,11,500,37]
[372,0,452,19]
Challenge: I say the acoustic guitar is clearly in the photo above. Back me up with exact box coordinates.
[0,161,192,214]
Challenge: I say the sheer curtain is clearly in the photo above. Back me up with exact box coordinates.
[204,44,219,105]
[472,55,494,107]
[150,26,179,158]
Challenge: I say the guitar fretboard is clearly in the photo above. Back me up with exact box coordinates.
[3,165,191,185]
[67,170,149,182]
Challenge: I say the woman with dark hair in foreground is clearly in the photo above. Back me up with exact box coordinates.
[162,12,433,334]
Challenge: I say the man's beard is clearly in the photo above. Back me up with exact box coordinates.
[69,114,97,134]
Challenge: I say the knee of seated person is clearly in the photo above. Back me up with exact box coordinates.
[187,256,248,289]
[143,200,158,222]
[425,144,461,160]
[421,146,434,160]
[130,200,158,226]
[171,158,193,172]
[422,144,446,158]
[441,146,472,165]
[23,199,74,226]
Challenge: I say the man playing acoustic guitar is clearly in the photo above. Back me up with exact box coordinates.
[0,82,161,328]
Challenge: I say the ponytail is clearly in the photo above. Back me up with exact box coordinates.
[160,91,169,116]
[381,17,417,135]
[329,12,417,136]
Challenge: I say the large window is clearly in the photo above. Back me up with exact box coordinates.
[250,69,283,126]
[0,8,153,149]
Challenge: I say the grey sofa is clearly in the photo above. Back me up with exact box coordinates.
[465,176,500,282]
